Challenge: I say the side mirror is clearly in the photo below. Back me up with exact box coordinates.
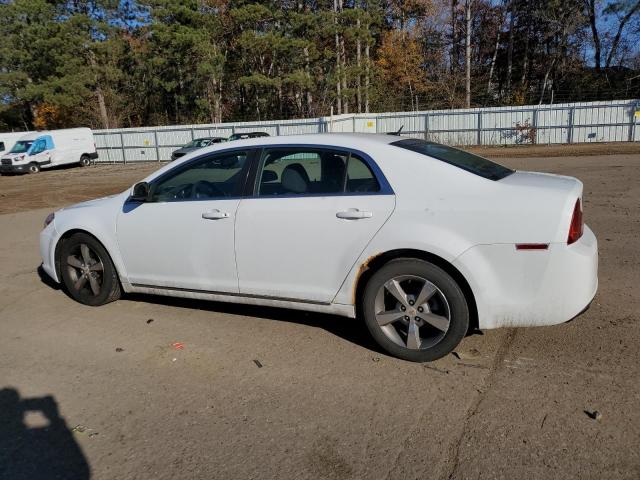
[130,182,151,202]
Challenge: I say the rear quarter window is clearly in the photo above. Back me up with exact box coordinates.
[392,139,513,181]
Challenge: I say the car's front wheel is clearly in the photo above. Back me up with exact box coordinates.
[59,233,121,306]
[362,258,469,362]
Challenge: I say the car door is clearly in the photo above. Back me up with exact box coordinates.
[29,138,52,166]
[235,147,395,304]
[117,149,252,293]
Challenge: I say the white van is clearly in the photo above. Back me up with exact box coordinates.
[0,132,34,157]
[0,128,98,174]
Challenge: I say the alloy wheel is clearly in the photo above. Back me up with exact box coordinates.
[374,275,451,350]
[66,243,104,296]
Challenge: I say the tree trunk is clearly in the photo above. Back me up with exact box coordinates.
[96,85,109,129]
[520,1,530,86]
[303,46,313,114]
[339,2,349,116]
[586,0,601,71]
[365,42,370,113]
[464,0,471,108]
[334,0,342,115]
[506,1,515,93]
[356,16,362,113]
[605,0,640,68]
[539,57,557,105]
[487,23,501,94]
[451,0,458,75]
[88,51,110,129]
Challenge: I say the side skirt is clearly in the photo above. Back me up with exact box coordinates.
[127,283,356,318]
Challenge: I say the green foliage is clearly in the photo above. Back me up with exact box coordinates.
[0,0,639,130]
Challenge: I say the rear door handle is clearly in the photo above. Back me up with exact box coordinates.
[202,209,229,220]
[336,209,373,220]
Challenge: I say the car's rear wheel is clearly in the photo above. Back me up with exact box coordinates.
[362,258,469,362]
[80,154,91,167]
[59,233,121,306]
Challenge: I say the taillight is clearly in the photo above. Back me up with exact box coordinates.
[567,199,583,245]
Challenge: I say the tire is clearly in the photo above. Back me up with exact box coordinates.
[80,155,92,167]
[362,258,469,362]
[59,233,121,306]
[28,163,40,174]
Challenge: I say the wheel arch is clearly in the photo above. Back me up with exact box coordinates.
[54,228,122,284]
[353,249,479,332]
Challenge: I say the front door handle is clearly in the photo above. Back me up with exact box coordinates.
[202,210,229,220]
[336,209,373,220]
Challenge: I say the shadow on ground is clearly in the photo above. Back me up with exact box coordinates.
[37,264,481,355]
[126,292,387,354]
[0,388,90,480]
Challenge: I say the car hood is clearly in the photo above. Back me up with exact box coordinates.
[60,193,124,212]
[1,152,26,160]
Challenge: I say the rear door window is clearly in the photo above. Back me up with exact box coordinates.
[256,148,380,196]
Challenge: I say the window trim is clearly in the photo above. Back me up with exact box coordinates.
[248,145,393,198]
[145,148,257,203]
[134,143,393,204]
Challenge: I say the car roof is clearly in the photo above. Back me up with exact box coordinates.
[216,133,400,149]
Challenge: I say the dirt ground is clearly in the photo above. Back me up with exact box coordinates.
[0,146,638,479]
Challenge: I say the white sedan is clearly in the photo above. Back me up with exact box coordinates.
[40,134,598,362]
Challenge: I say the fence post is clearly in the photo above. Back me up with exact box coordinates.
[276,124,281,136]
[532,108,538,144]
[629,104,638,142]
[424,113,430,141]
[120,132,126,164]
[568,107,575,144]
[154,130,160,162]
[190,127,195,140]
[477,111,482,146]
[352,115,356,133]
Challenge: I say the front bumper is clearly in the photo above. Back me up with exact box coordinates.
[40,221,60,283]
[0,163,29,173]
[453,225,598,329]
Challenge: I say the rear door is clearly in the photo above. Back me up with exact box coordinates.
[235,146,395,303]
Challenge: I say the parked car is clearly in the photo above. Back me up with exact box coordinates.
[228,132,270,141]
[171,137,226,161]
[0,131,35,158]
[0,128,97,174]
[39,134,597,362]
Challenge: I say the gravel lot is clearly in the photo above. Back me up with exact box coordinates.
[0,147,638,479]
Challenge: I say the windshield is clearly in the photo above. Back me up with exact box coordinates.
[10,140,33,154]
[391,139,513,181]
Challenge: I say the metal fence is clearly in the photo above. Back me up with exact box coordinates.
[94,99,640,163]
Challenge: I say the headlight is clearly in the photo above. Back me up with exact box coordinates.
[44,212,55,228]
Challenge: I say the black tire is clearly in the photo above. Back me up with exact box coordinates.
[28,163,40,174]
[80,155,92,167]
[362,258,469,362]
[59,233,121,306]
